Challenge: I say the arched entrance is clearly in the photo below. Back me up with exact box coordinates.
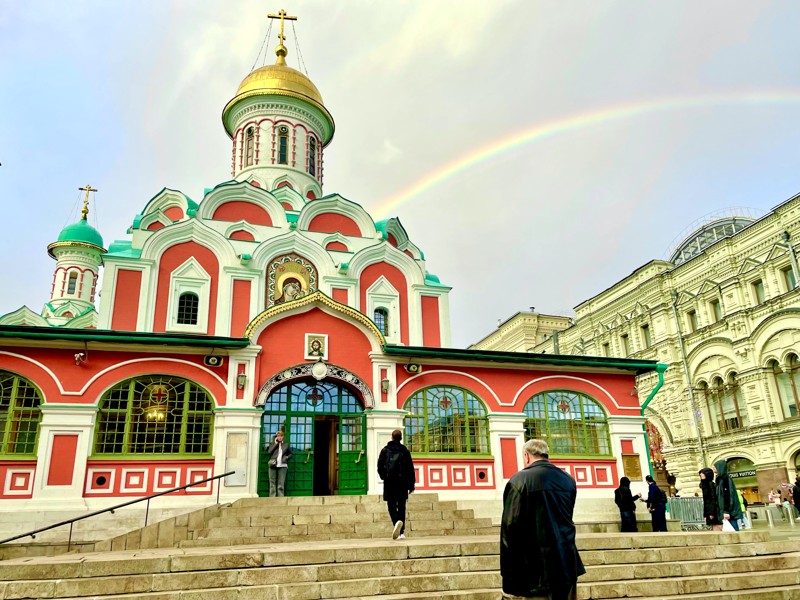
[259,379,367,496]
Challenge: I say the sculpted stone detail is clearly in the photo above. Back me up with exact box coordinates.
[255,362,375,409]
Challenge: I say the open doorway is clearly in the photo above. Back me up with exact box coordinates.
[313,416,338,495]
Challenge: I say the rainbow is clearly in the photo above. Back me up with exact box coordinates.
[372,92,800,218]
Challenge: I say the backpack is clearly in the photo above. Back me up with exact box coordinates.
[385,446,404,479]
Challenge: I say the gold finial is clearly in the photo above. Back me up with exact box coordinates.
[79,184,97,221]
[267,9,297,65]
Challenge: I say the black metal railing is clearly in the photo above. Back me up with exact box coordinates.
[0,470,235,550]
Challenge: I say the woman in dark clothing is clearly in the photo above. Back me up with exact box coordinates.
[712,460,742,531]
[699,468,721,529]
[614,477,640,532]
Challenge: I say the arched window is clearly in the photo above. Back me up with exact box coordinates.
[403,386,490,454]
[703,374,745,432]
[308,137,316,176]
[373,307,388,336]
[176,292,199,325]
[0,371,43,456]
[67,272,78,295]
[244,127,255,167]
[278,126,289,165]
[523,390,611,456]
[772,356,800,419]
[94,376,214,455]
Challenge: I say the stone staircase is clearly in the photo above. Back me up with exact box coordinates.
[1,530,799,599]
[91,493,497,553]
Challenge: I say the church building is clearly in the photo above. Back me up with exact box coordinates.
[0,12,660,526]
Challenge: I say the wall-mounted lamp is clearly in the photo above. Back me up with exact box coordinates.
[236,373,247,389]
[380,379,390,394]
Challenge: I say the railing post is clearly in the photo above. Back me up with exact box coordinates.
[145,498,150,527]
[68,522,73,552]
[766,507,775,528]
[788,506,797,527]
[216,475,223,505]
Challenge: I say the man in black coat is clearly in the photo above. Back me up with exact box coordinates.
[377,429,415,540]
[794,476,800,521]
[500,438,585,600]
[641,475,668,532]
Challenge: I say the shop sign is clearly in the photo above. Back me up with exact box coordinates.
[730,470,756,478]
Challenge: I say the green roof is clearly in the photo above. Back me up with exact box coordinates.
[383,345,661,375]
[56,219,104,248]
[0,325,250,348]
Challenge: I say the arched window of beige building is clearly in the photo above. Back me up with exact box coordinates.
[703,374,746,433]
[771,355,800,420]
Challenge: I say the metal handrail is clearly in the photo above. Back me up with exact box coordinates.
[0,470,235,548]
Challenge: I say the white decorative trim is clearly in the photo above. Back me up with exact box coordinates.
[85,467,116,494]
[153,468,182,492]
[395,369,502,407]
[296,194,378,239]
[511,375,628,410]
[255,361,375,409]
[366,277,400,344]
[4,468,35,496]
[166,257,211,334]
[120,468,148,493]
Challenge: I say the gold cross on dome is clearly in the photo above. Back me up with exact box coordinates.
[267,9,297,46]
[79,184,97,220]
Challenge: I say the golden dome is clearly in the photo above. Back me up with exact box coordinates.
[222,45,334,142]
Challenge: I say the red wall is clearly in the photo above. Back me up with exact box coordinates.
[47,434,78,485]
[0,347,229,407]
[331,287,349,305]
[230,279,251,337]
[154,242,219,334]
[254,308,373,396]
[212,201,272,226]
[307,213,361,237]
[111,270,142,331]
[395,366,640,415]
[420,295,441,347]
[359,263,409,345]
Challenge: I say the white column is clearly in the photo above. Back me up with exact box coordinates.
[212,408,263,502]
[29,405,97,508]
[608,415,649,494]
[487,413,527,489]
[365,410,406,495]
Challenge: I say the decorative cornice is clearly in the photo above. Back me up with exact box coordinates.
[254,361,375,409]
[47,241,106,258]
[244,290,385,343]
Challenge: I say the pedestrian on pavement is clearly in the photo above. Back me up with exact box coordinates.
[735,488,751,529]
[793,476,800,521]
[640,475,668,532]
[377,429,415,540]
[500,438,585,600]
[712,460,742,531]
[614,476,640,533]
[699,468,721,530]
[266,430,292,497]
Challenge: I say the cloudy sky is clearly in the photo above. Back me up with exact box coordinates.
[2,1,800,348]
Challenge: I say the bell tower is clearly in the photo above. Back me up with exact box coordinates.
[221,10,335,201]
[44,185,106,325]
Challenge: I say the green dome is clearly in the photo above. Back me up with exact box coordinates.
[56,219,104,248]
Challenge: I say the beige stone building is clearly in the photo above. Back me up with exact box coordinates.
[478,195,800,500]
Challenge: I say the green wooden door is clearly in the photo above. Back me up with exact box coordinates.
[338,414,367,494]
[260,379,365,496]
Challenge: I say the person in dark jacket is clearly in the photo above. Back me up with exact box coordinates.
[640,475,667,532]
[500,438,585,600]
[614,477,640,533]
[712,460,742,530]
[699,468,721,529]
[265,430,293,497]
[377,429,415,540]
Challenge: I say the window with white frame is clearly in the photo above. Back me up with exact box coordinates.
[166,258,211,334]
[366,277,400,343]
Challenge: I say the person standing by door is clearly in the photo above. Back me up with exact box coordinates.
[640,475,668,532]
[266,430,292,497]
[377,429,415,540]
